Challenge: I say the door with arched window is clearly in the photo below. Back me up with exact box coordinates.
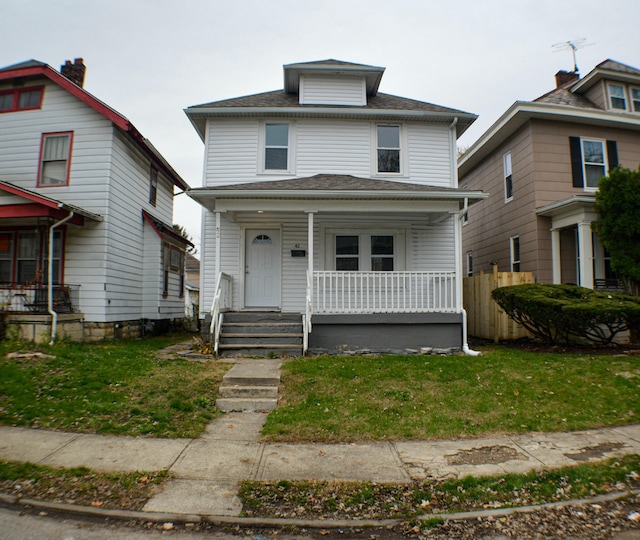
[244,229,280,307]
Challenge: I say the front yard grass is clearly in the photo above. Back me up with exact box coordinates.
[0,334,227,438]
[264,346,640,442]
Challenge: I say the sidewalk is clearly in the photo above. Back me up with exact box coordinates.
[1,414,640,517]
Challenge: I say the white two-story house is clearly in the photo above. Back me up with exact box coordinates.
[186,60,486,355]
[0,58,191,342]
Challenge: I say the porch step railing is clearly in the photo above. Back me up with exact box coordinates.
[312,271,457,314]
[209,272,232,354]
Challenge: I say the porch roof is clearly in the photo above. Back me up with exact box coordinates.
[535,195,596,217]
[0,180,103,225]
[188,174,487,212]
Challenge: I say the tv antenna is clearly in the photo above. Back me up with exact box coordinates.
[552,38,593,73]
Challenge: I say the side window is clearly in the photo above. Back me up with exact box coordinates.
[264,123,289,171]
[510,236,520,272]
[38,132,72,186]
[608,84,627,110]
[581,139,606,189]
[504,151,513,202]
[466,252,473,277]
[632,88,640,112]
[162,244,170,297]
[149,167,158,206]
[377,125,401,173]
[569,137,617,190]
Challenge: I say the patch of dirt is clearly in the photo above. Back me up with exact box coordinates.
[446,445,527,466]
[564,442,628,462]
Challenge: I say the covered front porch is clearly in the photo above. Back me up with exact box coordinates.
[536,196,619,290]
[190,175,486,355]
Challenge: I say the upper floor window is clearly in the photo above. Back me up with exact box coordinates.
[608,84,627,110]
[38,132,73,187]
[0,86,43,113]
[503,151,513,201]
[510,236,520,272]
[569,137,617,191]
[264,123,289,170]
[149,167,158,206]
[632,88,640,112]
[377,125,401,174]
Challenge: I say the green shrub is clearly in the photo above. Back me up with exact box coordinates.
[492,283,640,346]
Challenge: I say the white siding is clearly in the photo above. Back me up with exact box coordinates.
[299,76,365,106]
[410,218,455,272]
[205,119,259,185]
[407,124,453,187]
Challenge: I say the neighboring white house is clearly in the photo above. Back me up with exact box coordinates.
[185,59,486,355]
[0,58,191,342]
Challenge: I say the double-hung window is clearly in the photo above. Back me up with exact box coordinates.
[149,167,158,206]
[581,139,606,189]
[510,236,520,272]
[38,132,72,186]
[466,252,473,277]
[377,125,401,173]
[608,84,627,110]
[264,123,289,171]
[632,88,640,112]
[335,234,395,271]
[503,151,513,201]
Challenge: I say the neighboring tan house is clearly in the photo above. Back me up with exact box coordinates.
[460,59,640,290]
[0,58,191,342]
[185,59,486,356]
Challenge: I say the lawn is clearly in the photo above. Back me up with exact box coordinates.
[264,346,640,442]
[0,334,228,438]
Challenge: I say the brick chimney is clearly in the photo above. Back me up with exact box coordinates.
[555,70,579,88]
[60,58,86,87]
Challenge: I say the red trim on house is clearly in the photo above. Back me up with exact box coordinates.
[0,203,85,225]
[0,64,188,191]
[37,131,74,188]
[142,210,192,246]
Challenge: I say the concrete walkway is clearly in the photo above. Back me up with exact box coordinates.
[0,359,639,518]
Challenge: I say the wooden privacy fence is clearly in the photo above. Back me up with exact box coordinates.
[463,267,534,342]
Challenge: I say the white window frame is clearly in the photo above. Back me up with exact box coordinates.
[608,83,627,110]
[326,228,406,271]
[581,138,608,191]
[259,121,296,174]
[503,151,513,202]
[372,123,406,176]
[466,251,473,277]
[38,132,73,187]
[510,235,520,272]
[631,87,640,113]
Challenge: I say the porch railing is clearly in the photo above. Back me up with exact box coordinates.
[0,284,80,313]
[209,272,232,354]
[312,271,457,314]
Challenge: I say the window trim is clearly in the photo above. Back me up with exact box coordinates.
[503,151,513,202]
[259,121,295,174]
[466,251,473,277]
[0,227,64,284]
[580,138,608,191]
[149,166,158,206]
[0,86,44,114]
[37,131,73,187]
[510,235,520,272]
[327,228,406,272]
[607,83,627,110]
[631,87,640,113]
[374,123,405,176]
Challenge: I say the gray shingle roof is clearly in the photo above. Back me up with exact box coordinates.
[595,59,640,76]
[190,174,469,194]
[0,59,47,72]
[188,89,470,115]
[533,87,600,109]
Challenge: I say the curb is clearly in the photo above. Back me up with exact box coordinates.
[2,489,638,530]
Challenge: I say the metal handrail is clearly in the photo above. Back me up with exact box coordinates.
[209,272,232,354]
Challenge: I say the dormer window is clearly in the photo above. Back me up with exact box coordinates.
[608,84,627,110]
[377,125,401,174]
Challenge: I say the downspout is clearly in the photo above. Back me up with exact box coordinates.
[48,210,75,345]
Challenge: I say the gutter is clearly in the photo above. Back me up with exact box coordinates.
[48,211,75,345]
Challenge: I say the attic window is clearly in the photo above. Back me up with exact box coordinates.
[0,86,43,113]
[608,84,627,110]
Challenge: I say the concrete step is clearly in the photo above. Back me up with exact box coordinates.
[219,385,278,398]
[216,397,278,412]
[222,359,282,386]
[223,312,302,323]
[222,333,303,338]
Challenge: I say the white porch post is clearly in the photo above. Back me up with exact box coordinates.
[577,221,594,288]
[551,228,561,284]
[453,211,463,311]
[305,210,316,278]
[214,211,221,282]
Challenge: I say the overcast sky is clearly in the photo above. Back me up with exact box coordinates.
[3,0,639,253]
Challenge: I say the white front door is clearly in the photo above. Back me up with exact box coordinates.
[245,229,280,307]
